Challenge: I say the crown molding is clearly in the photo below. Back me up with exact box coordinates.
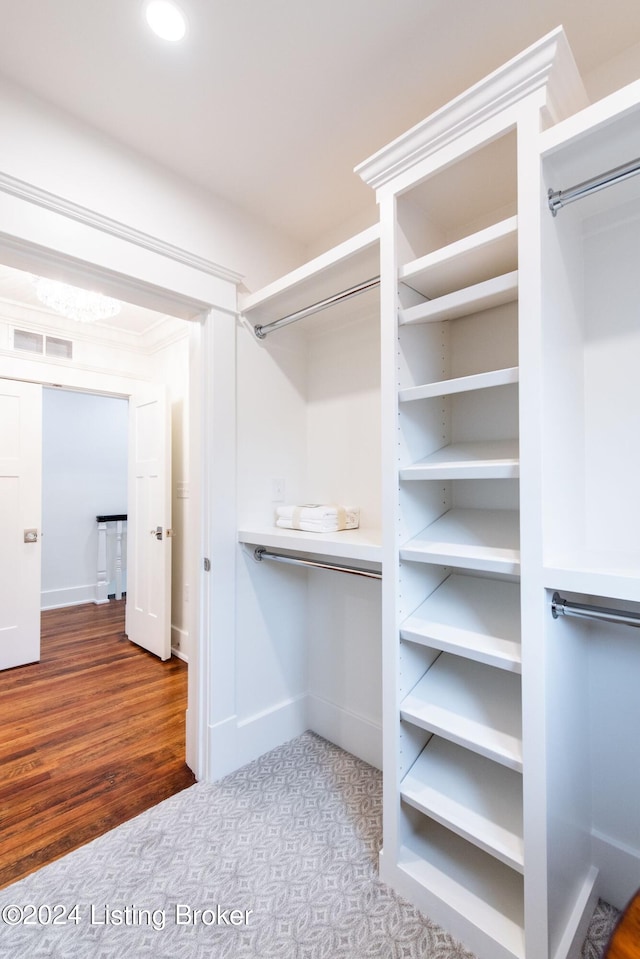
[355,27,588,193]
[0,171,244,286]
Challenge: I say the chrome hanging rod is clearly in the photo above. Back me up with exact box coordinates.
[548,157,640,216]
[551,592,640,628]
[254,547,382,580]
[253,276,380,339]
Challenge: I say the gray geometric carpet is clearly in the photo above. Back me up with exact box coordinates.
[0,732,618,958]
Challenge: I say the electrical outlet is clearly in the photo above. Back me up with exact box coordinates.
[272,478,286,502]
[184,583,190,603]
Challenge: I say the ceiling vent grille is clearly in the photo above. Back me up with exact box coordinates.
[45,336,73,359]
[13,329,44,353]
[13,329,73,360]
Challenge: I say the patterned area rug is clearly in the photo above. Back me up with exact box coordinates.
[0,732,618,959]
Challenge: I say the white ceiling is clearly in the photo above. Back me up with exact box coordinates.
[0,0,639,251]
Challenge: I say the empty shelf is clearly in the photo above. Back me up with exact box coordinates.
[400,574,521,671]
[400,654,522,770]
[240,224,380,326]
[401,737,524,871]
[399,216,518,300]
[399,271,518,326]
[544,551,640,604]
[399,816,525,959]
[400,508,520,575]
[400,440,519,480]
[399,366,519,403]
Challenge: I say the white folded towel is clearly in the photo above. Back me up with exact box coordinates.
[275,504,359,532]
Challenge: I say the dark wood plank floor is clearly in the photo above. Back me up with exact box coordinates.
[0,600,195,889]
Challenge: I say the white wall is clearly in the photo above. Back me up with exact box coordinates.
[41,388,128,609]
[0,76,303,296]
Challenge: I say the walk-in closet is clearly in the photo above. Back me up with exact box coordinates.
[203,25,640,959]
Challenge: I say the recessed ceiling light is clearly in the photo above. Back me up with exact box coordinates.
[145,0,187,42]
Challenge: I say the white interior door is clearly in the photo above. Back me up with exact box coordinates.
[0,379,42,670]
[125,386,172,660]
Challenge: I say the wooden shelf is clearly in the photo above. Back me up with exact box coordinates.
[400,654,522,770]
[400,508,520,575]
[399,271,518,326]
[399,217,518,300]
[400,440,519,481]
[399,366,519,403]
[401,737,524,871]
[399,817,525,959]
[237,525,382,564]
[239,225,380,326]
[400,574,521,672]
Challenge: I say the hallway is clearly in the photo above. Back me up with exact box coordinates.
[0,600,194,888]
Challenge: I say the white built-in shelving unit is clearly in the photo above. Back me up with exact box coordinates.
[356,27,598,959]
[219,25,640,959]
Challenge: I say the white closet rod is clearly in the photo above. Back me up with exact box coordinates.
[254,547,382,580]
[253,276,380,339]
[548,156,640,215]
[551,592,640,628]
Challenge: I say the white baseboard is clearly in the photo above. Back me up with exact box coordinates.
[206,696,307,782]
[236,695,307,767]
[591,829,640,910]
[204,695,382,784]
[307,694,382,770]
[41,584,98,610]
[171,624,189,661]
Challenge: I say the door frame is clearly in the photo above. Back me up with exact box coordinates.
[0,174,241,783]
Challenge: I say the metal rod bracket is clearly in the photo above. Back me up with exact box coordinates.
[551,592,640,628]
[548,156,640,216]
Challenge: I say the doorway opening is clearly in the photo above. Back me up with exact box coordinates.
[0,261,203,883]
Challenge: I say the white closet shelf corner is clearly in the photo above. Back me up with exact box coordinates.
[398,216,518,300]
[399,508,521,575]
[399,271,518,326]
[237,525,383,564]
[398,366,519,403]
[400,654,523,771]
[400,573,521,672]
[397,821,525,959]
[543,552,640,604]
[400,736,524,872]
[400,440,519,481]
[239,224,381,326]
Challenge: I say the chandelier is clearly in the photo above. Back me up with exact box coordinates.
[31,276,122,324]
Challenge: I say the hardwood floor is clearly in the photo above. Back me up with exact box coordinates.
[0,600,195,889]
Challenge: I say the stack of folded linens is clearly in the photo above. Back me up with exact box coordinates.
[276,504,359,533]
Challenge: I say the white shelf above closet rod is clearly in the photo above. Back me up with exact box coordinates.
[547,155,640,215]
[253,276,380,338]
[253,546,382,579]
